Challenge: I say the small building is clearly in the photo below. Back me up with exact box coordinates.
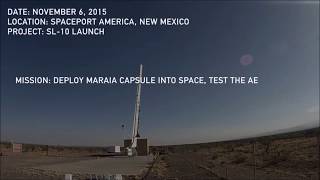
[12,143,22,153]
[124,138,149,156]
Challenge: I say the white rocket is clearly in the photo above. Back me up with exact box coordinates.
[128,64,143,155]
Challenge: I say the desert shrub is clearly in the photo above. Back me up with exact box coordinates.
[56,146,64,152]
[192,148,198,153]
[232,154,247,164]
[168,147,175,153]
[211,154,218,160]
[39,145,48,151]
[1,142,11,148]
[23,144,35,152]
[261,152,289,168]
[89,148,96,153]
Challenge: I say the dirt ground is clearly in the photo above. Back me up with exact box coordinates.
[147,128,319,180]
[1,128,319,180]
[1,154,92,179]
[0,153,153,180]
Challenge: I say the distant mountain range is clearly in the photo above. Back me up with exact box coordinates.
[257,120,319,137]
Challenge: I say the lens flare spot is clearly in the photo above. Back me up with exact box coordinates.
[240,54,254,66]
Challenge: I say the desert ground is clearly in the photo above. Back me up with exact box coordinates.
[0,145,153,180]
[147,128,319,180]
[1,128,319,180]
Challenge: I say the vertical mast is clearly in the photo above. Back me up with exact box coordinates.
[131,64,143,148]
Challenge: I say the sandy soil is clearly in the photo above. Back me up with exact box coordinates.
[1,154,91,179]
[1,128,318,180]
[147,128,319,180]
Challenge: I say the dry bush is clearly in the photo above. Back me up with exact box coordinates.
[231,153,247,164]
[260,152,289,168]
[211,154,218,160]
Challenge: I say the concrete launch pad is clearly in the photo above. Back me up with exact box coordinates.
[32,156,153,176]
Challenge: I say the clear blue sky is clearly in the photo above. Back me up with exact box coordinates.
[1,1,319,146]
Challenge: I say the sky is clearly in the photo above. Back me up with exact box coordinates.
[1,1,319,146]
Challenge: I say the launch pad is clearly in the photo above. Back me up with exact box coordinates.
[124,138,149,156]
